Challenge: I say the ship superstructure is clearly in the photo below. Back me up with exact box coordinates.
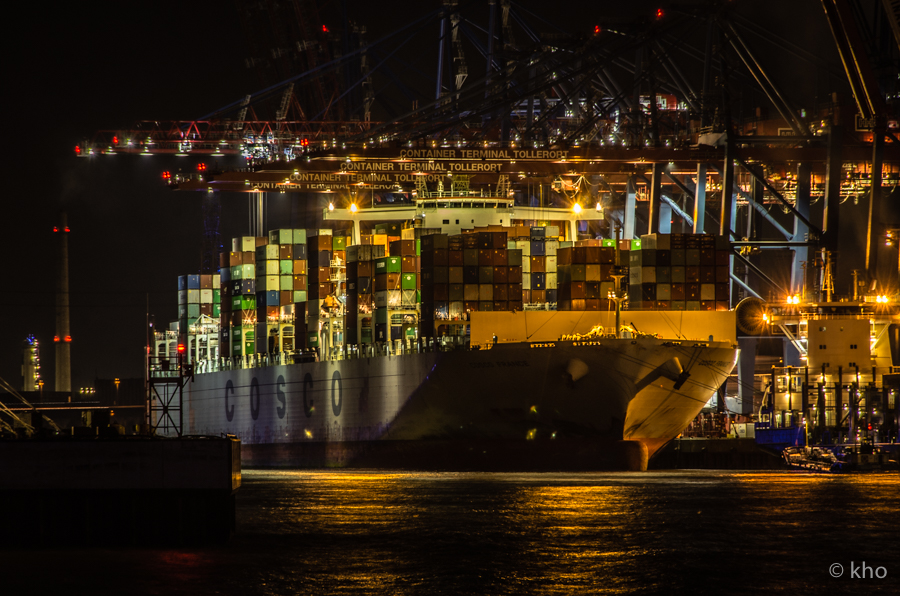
[758,294,899,448]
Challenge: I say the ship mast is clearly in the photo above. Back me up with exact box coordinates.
[609,224,625,338]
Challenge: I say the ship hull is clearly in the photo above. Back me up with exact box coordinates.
[182,339,737,470]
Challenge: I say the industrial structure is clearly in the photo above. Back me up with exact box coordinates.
[64,1,900,460]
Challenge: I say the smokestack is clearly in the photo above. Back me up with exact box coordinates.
[55,212,71,393]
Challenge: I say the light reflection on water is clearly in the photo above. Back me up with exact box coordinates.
[3,470,898,595]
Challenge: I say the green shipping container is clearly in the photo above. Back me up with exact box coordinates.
[241,296,256,310]
[308,332,319,347]
[280,275,293,291]
[631,239,642,250]
[333,236,347,250]
[213,289,221,303]
[601,239,616,247]
[361,328,373,344]
[416,239,421,256]
[279,259,293,275]
[401,273,416,290]
[269,229,293,245]
[375,307,388,324]
[212,303,221,317]
[293,229,307,244]
[231,265,243,280]
[293,290,307,303]
[241,264,255,279]
[375,256,402,273]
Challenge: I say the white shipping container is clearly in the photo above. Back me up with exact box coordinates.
[186,289,201,304]
[200,289,214,304]
[516,240,531,256]
[546,255,558,273]
[546,225,559,238]
[545,240,559,255]
[388,290,402,307]
[641,267,657,284]
[546,272,558,290]
[240,236,257,252]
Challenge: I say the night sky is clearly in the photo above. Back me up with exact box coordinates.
[1,1,866,394]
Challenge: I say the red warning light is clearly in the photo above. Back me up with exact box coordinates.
[322,24,328,33]
[594,25,601,35]
[112,136,118,145]
[64,226,70,233]
[197,163,207,172]
[162,171,172,180]
[53,226,58,233]
[63,336,72,342]
[75,145,81,155]
[656,8,664,19]
[301,138,310,147]
[177,343,186,354]
[53,335,60,342]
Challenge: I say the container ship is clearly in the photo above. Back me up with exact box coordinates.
[153,190,739,471]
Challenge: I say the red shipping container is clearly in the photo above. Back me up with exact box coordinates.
[570,281,586,299]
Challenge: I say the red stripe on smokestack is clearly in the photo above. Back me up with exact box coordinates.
[55,212,71,392]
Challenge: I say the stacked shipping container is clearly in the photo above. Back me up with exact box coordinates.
[511,225,561,305]
[176,273,221,334]
[556,240,620,311]
[219,236,261,356]
[345,243,387,344]
[419,231,524,337]
[253,229,309,353]
[628,233,731,311]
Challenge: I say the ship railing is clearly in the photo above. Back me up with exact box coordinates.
[211,338,476,371]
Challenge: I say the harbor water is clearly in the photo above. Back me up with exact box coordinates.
[3,470,897,595]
